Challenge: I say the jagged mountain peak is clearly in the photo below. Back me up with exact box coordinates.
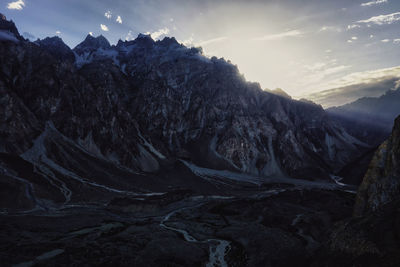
[36,36,67,47]
[158,36,180,47]
[0,13,21,42]
[35,36,74,61]
[73,34,111,54]
[137,33,153,39]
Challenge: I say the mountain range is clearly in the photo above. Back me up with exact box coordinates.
[1,14,400,267]
[328,87,400,145]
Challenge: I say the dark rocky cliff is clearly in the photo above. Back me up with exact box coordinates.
[354,115,400,216]
[314,116,400,267]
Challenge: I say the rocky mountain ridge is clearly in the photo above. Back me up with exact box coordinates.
[0,14,370,188]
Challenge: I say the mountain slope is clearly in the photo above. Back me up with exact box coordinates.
[0,13,368,204]
[327,88,400,146]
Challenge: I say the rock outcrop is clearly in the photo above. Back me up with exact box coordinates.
[314,116,400,267]
[354,115,400,216]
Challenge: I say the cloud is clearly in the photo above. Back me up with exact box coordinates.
[116,15,122,24]
[381,39,390,42]
[254,30,302,41]
[361,0,388,7]
[319,26,342,32]
[308,78,399,108]
[304,66,400,107]
[347,24,361,30]
[104,11,112,19]
[358,12,400,25]
[7,0,25,10]
[327,66,400,88]
[299,63,351,89]
[198,36,228,46]
[147,28,170,40]
[100,24,109,31]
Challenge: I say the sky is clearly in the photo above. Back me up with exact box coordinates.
[2,0,400,107]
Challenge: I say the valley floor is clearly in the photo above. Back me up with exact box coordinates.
[0,183,356,267]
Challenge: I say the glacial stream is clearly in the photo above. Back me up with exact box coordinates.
[160,205,230,267]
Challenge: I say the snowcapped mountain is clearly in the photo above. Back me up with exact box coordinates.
[0,14,369,200]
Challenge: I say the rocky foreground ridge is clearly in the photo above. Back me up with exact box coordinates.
[314,116,400,267]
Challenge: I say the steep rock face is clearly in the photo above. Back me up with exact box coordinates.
[110,37,367,179]
[35,37,75,62]
[73,34,111,54]
[0,16,368,184]
[314,116,400,266]
[354,115,400,216]
[0,13,23,43]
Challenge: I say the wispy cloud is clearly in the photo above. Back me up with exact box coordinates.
[147,28,170,40]
[347,24,361,30]
[322,66,400,90]
[304,66,400,107]
[198,36,228,46]
[361,0,388,7]
[104,11,112,19]
[358,12,400,25]
[100,24,109,31]
[319,26,342,32]
[299,61,352,91]
[254,30,302,41]
[7,0,25,10]
[116,15,122,24]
